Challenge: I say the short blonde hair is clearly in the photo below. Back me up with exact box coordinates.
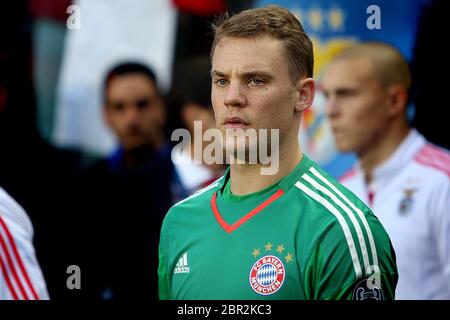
[332,42,411,91]
[211,5,314,83]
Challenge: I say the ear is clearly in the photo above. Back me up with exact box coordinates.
[294,78,316,113]
[386,85,408,118]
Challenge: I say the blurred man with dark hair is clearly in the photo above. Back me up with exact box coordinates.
[76,62,173,300]
[102,62,168,168]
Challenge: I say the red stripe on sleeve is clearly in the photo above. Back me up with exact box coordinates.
[0,216,39,300]
[0,250,19,300]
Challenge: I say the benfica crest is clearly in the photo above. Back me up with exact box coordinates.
[399,188,416,215]
[249,255,285,295]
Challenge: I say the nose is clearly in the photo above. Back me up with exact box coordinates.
[124,104,141,124]
[224,81,246,108]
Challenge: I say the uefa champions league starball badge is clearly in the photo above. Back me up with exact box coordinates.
[352,277,384,300]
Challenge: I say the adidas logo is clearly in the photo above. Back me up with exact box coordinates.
[174,252,190,274]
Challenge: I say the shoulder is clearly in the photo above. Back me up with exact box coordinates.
[413,142,450,181]
[0,187,33,238]
[294,163,371,223]
[294,164,392,270]
[162,176,224,227]
[410,143,450,216]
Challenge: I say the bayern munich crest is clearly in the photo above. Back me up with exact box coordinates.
[249,255,285,295]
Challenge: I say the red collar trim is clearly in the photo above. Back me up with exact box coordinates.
[210,189,284,233]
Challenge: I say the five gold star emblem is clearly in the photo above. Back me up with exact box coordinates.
[252,248,261,258]
[285,253,293,263]
[276,244,285,254]
[252,243,293,262]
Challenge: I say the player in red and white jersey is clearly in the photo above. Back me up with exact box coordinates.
[322,42,450,299]
[0,187,49,300]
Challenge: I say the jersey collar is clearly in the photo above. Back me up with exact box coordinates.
[216,154,313,195]
[368,129,425,180]
[211,155,313,233]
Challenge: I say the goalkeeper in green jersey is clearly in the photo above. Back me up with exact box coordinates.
[158,5,398,300]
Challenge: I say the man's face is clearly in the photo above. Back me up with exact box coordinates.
[321,58,391,156]
[104,73,165,151]
[211,36,298,158]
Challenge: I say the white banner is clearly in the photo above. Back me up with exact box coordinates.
[53,0,176,155]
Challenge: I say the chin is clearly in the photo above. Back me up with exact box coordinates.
[225,144,263,164]
[334,140,354,153]
[123,139,146,151]
[339,147,356,154]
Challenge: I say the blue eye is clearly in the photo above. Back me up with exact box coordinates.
[214,79,229,87]
[250,78,265,85]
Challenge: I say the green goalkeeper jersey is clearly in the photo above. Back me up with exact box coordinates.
[158,155,398,300]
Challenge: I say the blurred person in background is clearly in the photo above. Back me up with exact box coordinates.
[75,62,173,300]
[100,63,170,170]
[322,42,450,299]
[168,56,226,201]
[0,186,49,300]
[0,2,81,299]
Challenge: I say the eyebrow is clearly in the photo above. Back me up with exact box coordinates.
[211,70,274,80]
[211,70,225,77]
[322,87,360,96]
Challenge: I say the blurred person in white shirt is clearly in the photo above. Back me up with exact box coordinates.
[322,42,450,299]
[0,187,49,300]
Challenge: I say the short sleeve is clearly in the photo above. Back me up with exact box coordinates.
[303,218,398,300]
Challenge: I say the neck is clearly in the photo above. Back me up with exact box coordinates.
[153,133,165,151]
[186,135,225,175]
[122,143,160,168]
[360,122,410,184]
[229,139,302,195]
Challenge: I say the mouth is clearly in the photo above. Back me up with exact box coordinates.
[223,116,250,129]
[331,128,347,141]
[330,125,342,134]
